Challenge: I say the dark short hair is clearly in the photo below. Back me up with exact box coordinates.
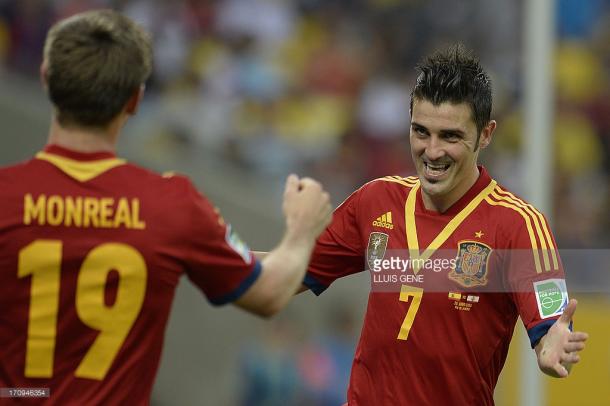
[43,9,152,128]
[410,44,492,136]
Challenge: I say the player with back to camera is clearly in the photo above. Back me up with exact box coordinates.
[0,9,332,405]
[298,44,589,405]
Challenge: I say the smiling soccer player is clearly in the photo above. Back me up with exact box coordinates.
[301,44,588,405]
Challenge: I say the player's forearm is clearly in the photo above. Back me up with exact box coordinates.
[236,233,314,317]
[235,175,330,316]
[253,250,311,293]
[258,233,314,314]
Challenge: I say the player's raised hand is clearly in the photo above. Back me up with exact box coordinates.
[535,299,589,378]
[282,174,332,242]
[235,175,331,316]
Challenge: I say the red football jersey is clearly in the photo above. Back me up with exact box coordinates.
[0,145,260,405]
[305,167,568,405]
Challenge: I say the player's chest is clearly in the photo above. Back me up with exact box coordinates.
[362,205,496,251]
[361,204,500,290]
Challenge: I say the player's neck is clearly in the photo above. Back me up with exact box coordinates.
[421,166,480,213]
[47,116,121,153]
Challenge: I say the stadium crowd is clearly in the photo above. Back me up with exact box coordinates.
[1,1,609,404]
[2,0,609,248]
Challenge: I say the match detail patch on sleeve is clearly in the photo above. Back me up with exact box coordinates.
[533,279,569,319]
[225,224,252,265]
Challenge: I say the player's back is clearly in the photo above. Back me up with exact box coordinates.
[0,145,204,405]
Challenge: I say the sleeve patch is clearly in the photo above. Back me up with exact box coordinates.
[225,224,252,265]
[533,278,568,319]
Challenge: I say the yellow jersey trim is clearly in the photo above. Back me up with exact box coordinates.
[486,193,544,274]
[492,188,551,271]
[404,179,497,274]
[379,176,418,188]
[495,186,558,270]
[36,152,126,182]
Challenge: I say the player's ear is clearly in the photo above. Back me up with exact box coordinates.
[478,120,496,150]
[40,62,49,91]
[125,85,145,115]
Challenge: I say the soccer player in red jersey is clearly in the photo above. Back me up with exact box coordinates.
[0,10,332,405]
[302,45,589,405]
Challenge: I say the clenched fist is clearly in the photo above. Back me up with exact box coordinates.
[282,174,332,243]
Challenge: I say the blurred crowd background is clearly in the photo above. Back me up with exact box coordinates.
[2,0,610,245]
[1,0,609,405]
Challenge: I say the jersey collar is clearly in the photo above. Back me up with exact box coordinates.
[36,144,125,182]
[416,165,492,217]
[42,144,117,161]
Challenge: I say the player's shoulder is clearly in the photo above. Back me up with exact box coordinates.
[111,163,202,209]
[362,175,419,193]
[162,169,201,189]
[0,159,39,187]
[0,160,30,175]
[122,165,212,218]
[346,175,419,207]
[335,175,418,212]
[484,180,559,263]
[123,164,194,189]
[483,180,550,227]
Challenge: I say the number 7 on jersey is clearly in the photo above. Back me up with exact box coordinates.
[397,284,423,341]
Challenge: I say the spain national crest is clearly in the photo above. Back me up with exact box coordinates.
[449,241,492,287]
[367,232,389,270]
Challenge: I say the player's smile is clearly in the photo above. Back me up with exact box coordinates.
[423,160,451,180]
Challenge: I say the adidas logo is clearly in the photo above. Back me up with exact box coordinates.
[372,212,394,229]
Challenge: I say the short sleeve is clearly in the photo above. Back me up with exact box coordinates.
[304,187,365,295]
[504,211,569,348]
[179,179,261,305]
